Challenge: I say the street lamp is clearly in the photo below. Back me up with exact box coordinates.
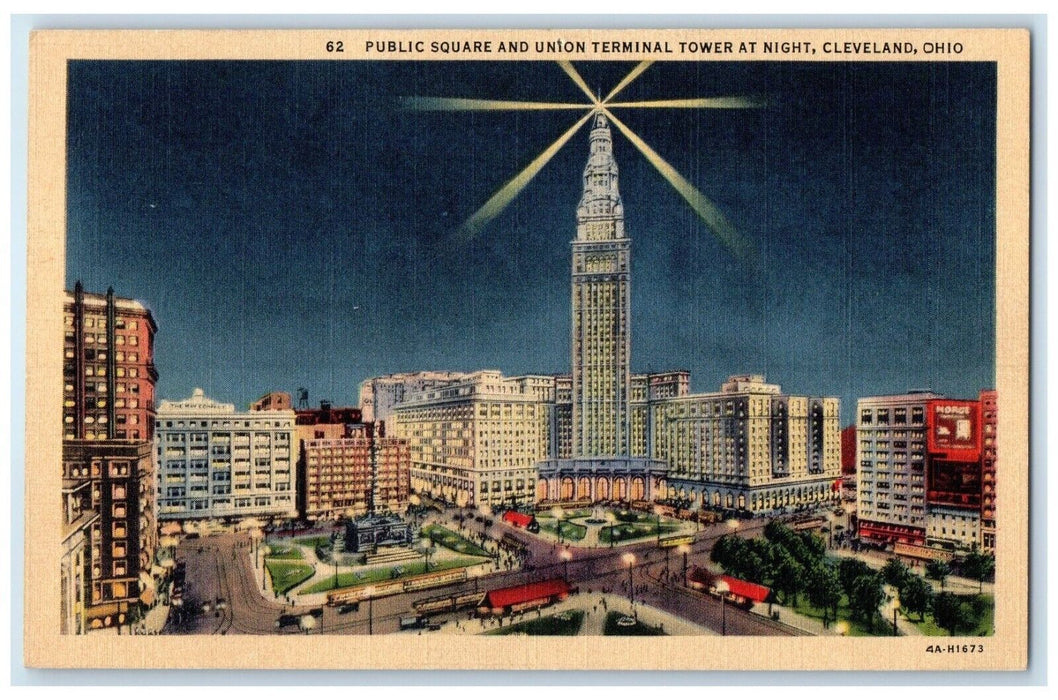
[888,595,901,637]
[677,543,691,588]
[560,548,572,581]
[715,578,730,636]
[606,512,617,549]
[835,620,849,637]
[552,506,565,545]
[622,552,636,605]
[420,535,432,573]
[364,586,375,636]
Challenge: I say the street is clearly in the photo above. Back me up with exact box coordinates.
[163,510,800,637]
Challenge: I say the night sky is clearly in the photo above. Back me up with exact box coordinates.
[65,60,996,424]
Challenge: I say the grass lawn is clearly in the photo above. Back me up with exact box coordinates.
[907,594,994,636]
[787,595,890,637]
[264,545,305,560]
[538,519,588,541]
[536,508,593,520]
[598,522,680,544]
[297,555,486,594]
[487,610,585,636]
[294,535,333,549]
[265,559,315,594]
[422,524,490,557]
[603,611,666,636]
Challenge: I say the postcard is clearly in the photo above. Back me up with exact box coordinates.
[24,26,1029,670]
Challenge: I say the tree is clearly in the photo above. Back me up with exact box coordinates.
[933,592,973,636]
[848,573,886,630]
[925,559,951,590]
[838,557,873,596]
[799,531,827,562]
[962,549,995,593]
[897,574,933,622]
[771,553,806,606]
[764,520,795,545]
[881,557,910,588]
[805,563,843,628]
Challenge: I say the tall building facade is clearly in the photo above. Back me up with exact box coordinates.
[61,283,159,633]
[571,113,632,457]
[154,389,297,521]
[63,282,158,441]
[391,371,549,508]
[856,390,996,552]
[62,441,155,630]
[295,407,411,521]
[654,375,842,513]
[537,112,668,501]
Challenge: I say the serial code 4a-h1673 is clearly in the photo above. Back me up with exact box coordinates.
[925,644,986,654]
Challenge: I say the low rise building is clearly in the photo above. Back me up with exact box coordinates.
[154,389,297,521]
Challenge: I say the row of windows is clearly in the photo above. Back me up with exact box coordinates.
[64,315,139,331]
[860,406,925,425]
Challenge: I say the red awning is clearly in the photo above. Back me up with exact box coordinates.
[720,575,771,603]
[502,511,534,528]
[483,578,570,609]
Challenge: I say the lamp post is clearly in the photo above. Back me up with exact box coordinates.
[889,595,901,637]
[560,548,572,581]
[678,543,690,588]
[421,535,432,574]
[552,506,565,545]
[715,579,730,636]
[606,512,616,549]
[365,586,375,636]
[622,552,636,605]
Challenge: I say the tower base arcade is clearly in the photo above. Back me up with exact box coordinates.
[535,457,668,504]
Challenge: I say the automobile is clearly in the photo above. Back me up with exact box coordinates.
[427,624,442,631]
[399,616,427,630]
[201,602,212,613]
[337,603,360,614]
[184,532,200,540]
[834,508,846,516]
[275,613,299,628]
[215,598,228,610]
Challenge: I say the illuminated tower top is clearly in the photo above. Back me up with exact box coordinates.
[576,112,626,240]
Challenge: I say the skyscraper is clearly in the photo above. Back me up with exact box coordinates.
[538,112,668,503]
[571,112,632,458]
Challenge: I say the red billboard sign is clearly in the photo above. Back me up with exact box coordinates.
[926,400,981,461]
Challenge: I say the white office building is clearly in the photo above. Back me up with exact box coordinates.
[155,388,297,521]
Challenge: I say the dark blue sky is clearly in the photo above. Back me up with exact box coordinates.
[66,60,996,424]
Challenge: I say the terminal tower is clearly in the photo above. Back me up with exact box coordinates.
[571,113,632,457]
[537,111,667,502]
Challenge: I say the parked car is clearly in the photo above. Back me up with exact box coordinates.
[337,603,360,614]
